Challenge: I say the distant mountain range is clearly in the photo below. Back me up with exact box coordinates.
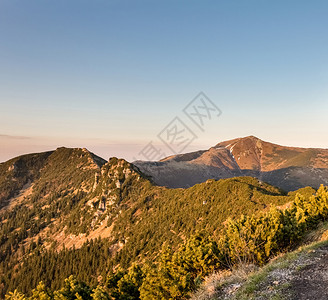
[134,136,328,191]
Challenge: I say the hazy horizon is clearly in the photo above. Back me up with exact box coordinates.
[2,133,328,164]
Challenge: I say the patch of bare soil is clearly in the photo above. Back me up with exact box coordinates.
[4,181,33,210]
[50,216,114,251]
[253,243,328,300]
[288,245,328,300]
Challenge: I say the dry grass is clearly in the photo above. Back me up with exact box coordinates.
[191,263,259,300]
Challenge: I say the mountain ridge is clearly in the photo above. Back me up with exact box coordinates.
[134,136,328,190]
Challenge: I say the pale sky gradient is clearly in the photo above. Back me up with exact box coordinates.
[1,0,328,162]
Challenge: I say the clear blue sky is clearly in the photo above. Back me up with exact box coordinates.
[1,0,328,162]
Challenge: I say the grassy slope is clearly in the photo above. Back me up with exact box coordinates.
[193,221,328,300]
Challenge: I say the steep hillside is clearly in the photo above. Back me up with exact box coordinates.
[0,151,53,208]
[0,148,314,297]
[216,136,328,171]
[134,136,328,190]
[0,147,106,207]
[0,147,107,258]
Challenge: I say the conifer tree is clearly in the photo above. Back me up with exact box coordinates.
[30,282,52,300]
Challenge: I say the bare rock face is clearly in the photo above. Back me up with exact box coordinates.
[134,136,328,191]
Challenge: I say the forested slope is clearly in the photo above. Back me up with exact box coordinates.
[0,148,317,298]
